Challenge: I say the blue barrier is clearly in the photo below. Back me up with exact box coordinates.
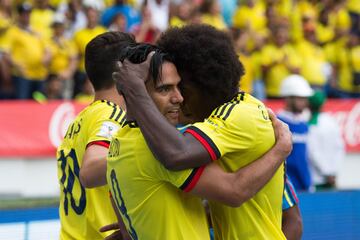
[299,190,360,240]
[0,191,360,239]
[0,207,58,224]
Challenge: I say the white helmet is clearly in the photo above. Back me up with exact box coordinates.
[280,74,314,97]
[83,0,104,11]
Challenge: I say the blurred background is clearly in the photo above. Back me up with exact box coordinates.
[0,0,359,239]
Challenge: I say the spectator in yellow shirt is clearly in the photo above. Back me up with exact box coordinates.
[326,33,360,98]
[199,0,227,30]
[48,14,78,99]
[231,28,255,95]
[0,0,13,99]
[170,0,193,27]
[296,18,329,89]
[232,0,267,33]
[261,23,301,98]
[72,3,106,98]
[30,0,55,39]
[4,3,51,99]
[316,0,351,45]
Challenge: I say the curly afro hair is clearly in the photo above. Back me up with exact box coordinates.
[157,24,244,105]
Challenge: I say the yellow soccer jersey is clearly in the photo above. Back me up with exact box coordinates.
[107,122,210,240]
[185,92,285,240]
[48,36,78,75]
[3,26,48,80]
[261,43,301,97]
[73,26,107,73]
[296,39,327,86]
[30,8,55,39]
[57,100,126,240]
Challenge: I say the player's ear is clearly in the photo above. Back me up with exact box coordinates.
[112,71,121,82]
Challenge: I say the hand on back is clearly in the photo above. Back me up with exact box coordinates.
[268,108,293,159]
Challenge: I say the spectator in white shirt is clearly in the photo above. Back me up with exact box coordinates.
[307,90,345,190]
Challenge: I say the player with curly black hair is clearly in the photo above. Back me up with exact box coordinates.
[111,41,293,240]
[114,25,290,240]
[157,25,244,121]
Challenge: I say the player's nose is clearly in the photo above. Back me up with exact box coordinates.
[171,87,184,104]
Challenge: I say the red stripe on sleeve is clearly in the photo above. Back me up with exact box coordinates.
[183,166,206,192]
[86,141,110,149]
[185,129,217,161]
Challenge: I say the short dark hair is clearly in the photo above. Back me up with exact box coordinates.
[120,43,174,85]
[157,24,244,106]
[85,31,136,91]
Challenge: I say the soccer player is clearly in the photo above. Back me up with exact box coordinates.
[109,43,292,239]
[114,25,287,239]
[56,32,135,240]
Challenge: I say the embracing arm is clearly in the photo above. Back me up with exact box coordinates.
[190,114,292,207]
[114,57,291,172]
[126,86,211,170]
[113,58,212,170]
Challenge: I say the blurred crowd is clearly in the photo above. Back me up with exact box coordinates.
[0,0,359,101]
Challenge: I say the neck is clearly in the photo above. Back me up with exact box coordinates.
[94,87,126,110]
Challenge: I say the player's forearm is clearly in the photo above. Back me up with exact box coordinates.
[230,111,292,202]
[124,84,211,170]
[282,205,303,240]
[80,156,107,188]
[190,163,248,207]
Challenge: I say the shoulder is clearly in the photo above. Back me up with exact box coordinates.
[91,100,125,120]
[199,93,266,138]
[209,93,266,123]
[82,101,126,138]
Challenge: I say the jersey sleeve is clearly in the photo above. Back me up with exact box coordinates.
[87,103,126,148]
[156,164,206,192]
[282,175,299,210]
[184,105,258,160]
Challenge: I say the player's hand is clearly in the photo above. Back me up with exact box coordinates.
[100,223,131,240]
[113,51,155,96]
[267,108,292,159]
